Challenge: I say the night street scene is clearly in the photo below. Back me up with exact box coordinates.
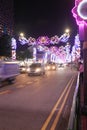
[0,0,87,130]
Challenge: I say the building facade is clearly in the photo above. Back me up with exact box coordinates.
[0,0,14,36]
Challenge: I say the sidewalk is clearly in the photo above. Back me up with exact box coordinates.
[79,81,87,130]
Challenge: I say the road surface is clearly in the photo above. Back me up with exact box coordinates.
[0,67,78,130]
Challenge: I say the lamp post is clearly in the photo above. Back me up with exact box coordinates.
[65,28,70,34]
[19,32,28,45]
[65,28,70,37]
[19,32,24,37]
[65,28,70,40]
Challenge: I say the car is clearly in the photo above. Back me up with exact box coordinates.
[58,63,64,68]
[19,65,27,73]
[45,63,57,70]
[27,63,45,76]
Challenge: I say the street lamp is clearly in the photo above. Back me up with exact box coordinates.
[65,28,70,34]
[19,32,28,45]
[19,32,24,37]
[59,28,70,43]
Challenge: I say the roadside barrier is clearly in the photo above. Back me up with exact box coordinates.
[67,72,80,130]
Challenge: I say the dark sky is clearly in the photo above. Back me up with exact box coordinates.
[14,0,78,38]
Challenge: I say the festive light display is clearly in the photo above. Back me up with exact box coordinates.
[72,0,87,26]
[50,35,59,44]
[12,50,16,60]
[11,37,17,60]
[65,43,71,62]
[71,34,81,61]
[74,34,80,46]
[28,37,36,45]
[37,36,50,45]
[17,31,82,64]
[18,33,70,46]
[18,31,71,63]
[59,33,70,43]
[50,46,58,53]
[77,0,87,20]
[11,38,17,50]
[56,46,67,63]
[37,45,45,52]
[19,35,28,45]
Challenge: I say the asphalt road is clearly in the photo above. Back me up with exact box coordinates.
[0,67,78,130]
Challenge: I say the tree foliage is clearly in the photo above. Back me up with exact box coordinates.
[0,34,12,57]
[16,49,33,60]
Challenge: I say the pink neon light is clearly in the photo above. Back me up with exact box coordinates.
[72,0,87,26]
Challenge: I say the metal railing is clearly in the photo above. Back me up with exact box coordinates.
[67,72,80,130]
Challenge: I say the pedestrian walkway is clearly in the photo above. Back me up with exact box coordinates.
[79,81,87,130]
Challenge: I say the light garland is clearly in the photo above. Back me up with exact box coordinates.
[37,36,50,45]
[18,33,70,46]
[28,37,36,45]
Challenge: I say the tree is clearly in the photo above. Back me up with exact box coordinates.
[16,49,33,61]
[0,34,12,57]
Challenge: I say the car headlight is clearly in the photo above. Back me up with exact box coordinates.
[27,68,30,72]
[22,68,26,71]
[35,68,41,72]
[52,66,56,69]
[47,66,50,70]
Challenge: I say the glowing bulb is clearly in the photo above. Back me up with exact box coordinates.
[20,33,24,37]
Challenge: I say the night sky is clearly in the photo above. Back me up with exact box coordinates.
[14,0,78,39]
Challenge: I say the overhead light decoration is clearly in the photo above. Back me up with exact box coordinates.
[59,33,70,43]
[18,33,70,47]
[11,37,17,60]
[37,45,45,52]
[50,35,59,44]
[50,46,58,53]
[71,34,81,61]
[77,0,87,20]
[19,33,28,45]
[11,38,17,50]
[28,37,36,45]
[19,37,28,45]
[37,36,50,45]
[72,0,87,25]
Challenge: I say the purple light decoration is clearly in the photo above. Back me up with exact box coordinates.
[19,36,28,45]
[59,33,70,43]
[50,35,59,44]
[11,38,17,50]
[50,46,58,53]
[37,45,45,52]
[77,1,87,20]
[72,0,87,26]
[28,37,36,45]
[72,0,87,41]
[37,36,50,45]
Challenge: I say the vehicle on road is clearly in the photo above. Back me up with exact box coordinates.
[27,63,45,76]
[0,60,20,86]
[19,65,27,73]
[45,63,57,71]
[58,63,65,69]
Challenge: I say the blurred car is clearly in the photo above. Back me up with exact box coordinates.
[58,63,64,68]
[58,63,65,69]
[45,63,57,71]
[20,65,27,73]
[27,63,45,76]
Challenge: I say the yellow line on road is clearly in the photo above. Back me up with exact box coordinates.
[41,75,75,130]
[50,76,75,130]
[16,85,24,88]
[0,90,12,95]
